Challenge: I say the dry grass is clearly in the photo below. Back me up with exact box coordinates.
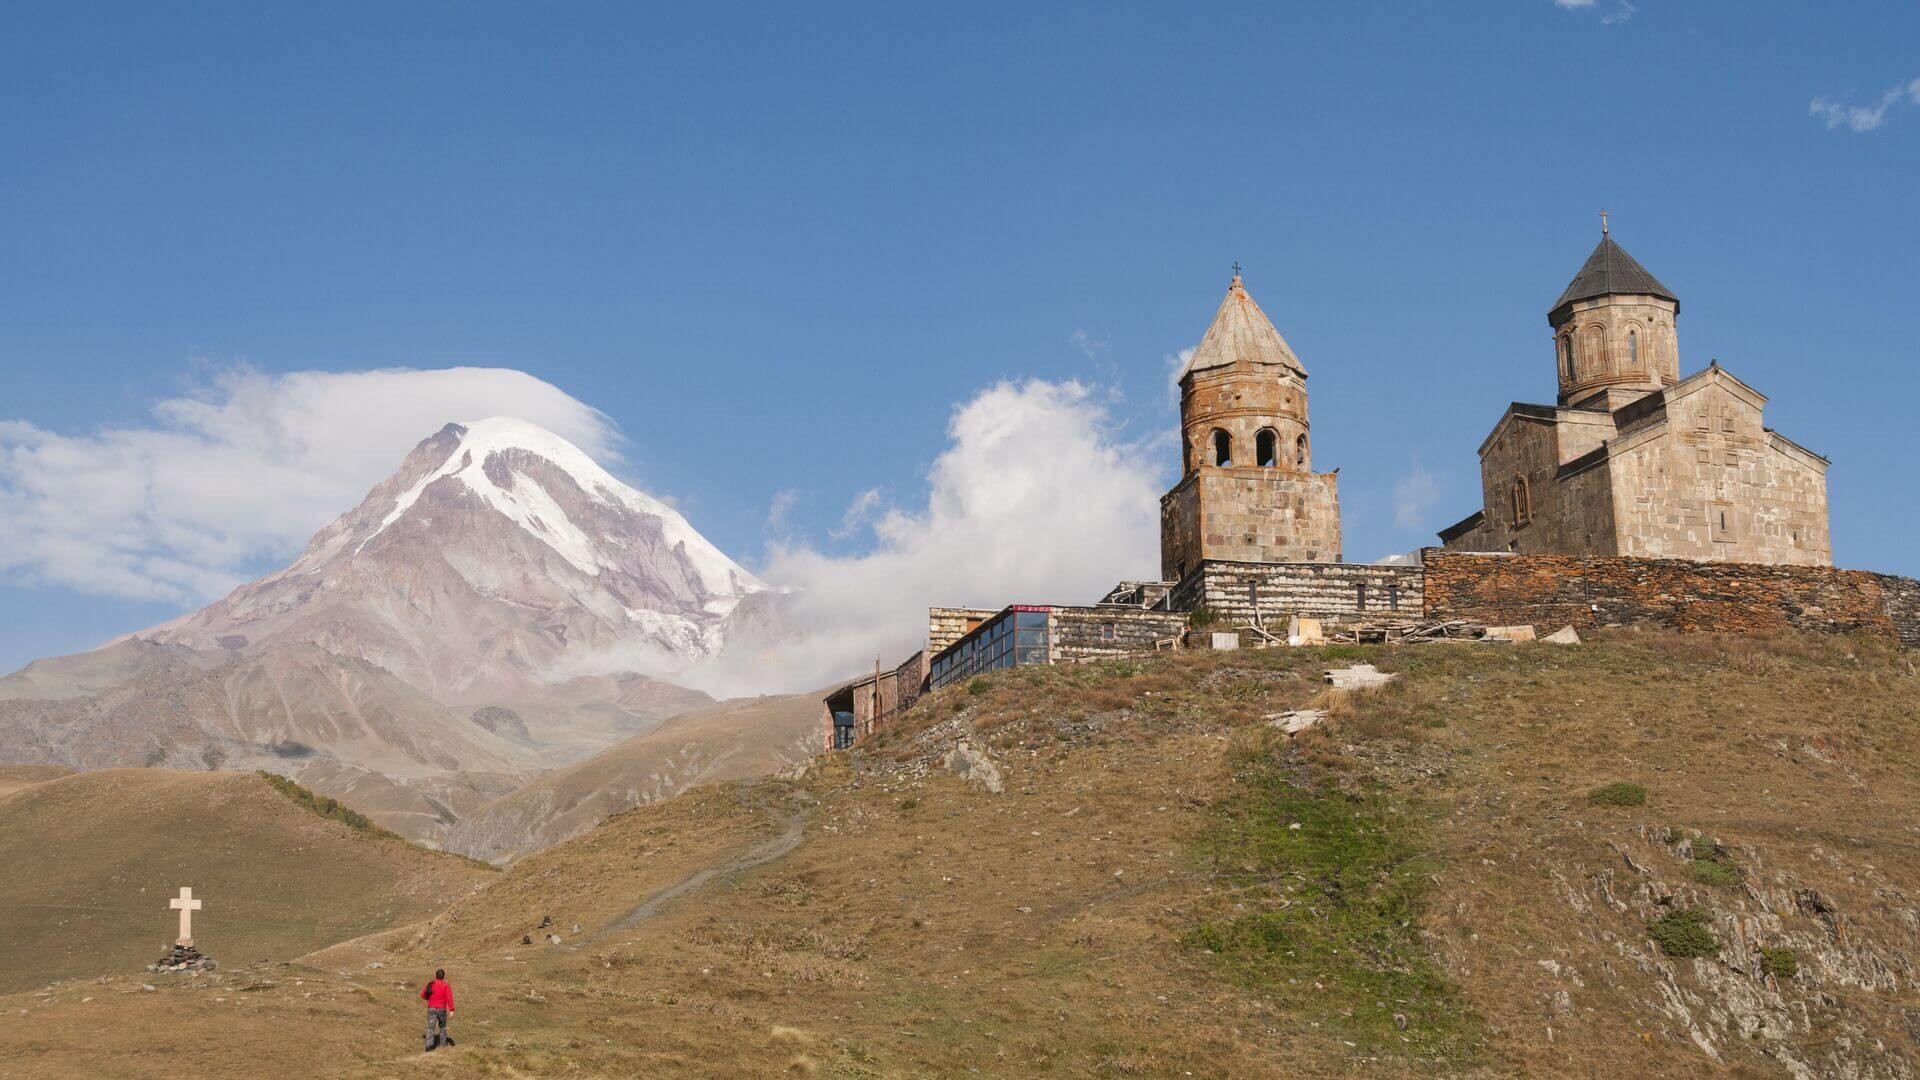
[6,630,1920,1077]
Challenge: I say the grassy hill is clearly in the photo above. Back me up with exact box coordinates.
[0,768,492,994]
[4,629,1920,1077]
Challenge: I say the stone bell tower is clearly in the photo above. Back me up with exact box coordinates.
[1159,271,1342,582]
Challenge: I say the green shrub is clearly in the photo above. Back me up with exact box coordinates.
[1588,782,1647,807]
[1648,908,1719,959]
[1187,605,1217,629]
[256,771,397,839]
[1760,947,1798,979]
[1688,858,1743,888]
[966,678,989,696]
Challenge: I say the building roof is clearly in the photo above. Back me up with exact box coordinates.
[1549,235,1679,322]
[1183,274,1306,378]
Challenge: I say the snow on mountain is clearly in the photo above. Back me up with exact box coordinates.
[137,418,768,702]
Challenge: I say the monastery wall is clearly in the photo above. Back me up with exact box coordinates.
[1050,609,1191,662]
[1159,467,1341,580]
[1170,560,1425,626]
[1423,551,1916,644]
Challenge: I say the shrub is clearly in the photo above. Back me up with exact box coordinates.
[1188,605,1217,629]
[1760,947,1798,979]
[256,771,398,840]
[1648,908,1719,959]
[966,678,990,696]
[1588,782,1647,807]
[1688,858,1743,888]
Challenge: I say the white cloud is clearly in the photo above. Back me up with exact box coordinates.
[830,487,885,541]
[1553,0,1595,7]
[1164,346,1196,408]
[1600,1,1635,24]
[0,366,616,604]
[697,379,1165,695]
[1392,459,1442,530]
[1810,78,1920,133]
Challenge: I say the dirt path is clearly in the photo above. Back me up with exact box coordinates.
[576,802,809,947]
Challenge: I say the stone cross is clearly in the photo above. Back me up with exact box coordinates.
[169,887,202,947]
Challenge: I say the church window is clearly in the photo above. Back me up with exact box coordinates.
[1510,474,1533,526]
[1212,429,1233,467]
[1562,335,1576,379]
[1295,434,1307,467]
[1584,326,1605,370]
[1256,429,1278,467]
[1712,502,1736,543]
[1628,328,1638,365]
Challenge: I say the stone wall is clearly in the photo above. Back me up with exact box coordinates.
[1422,551,1915,643]
[928,607,999,654]
[1050,608,1190,662]
[1171,560,1425,626]
[1159,467,1341,580]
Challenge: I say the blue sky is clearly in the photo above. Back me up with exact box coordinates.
[2,2,1916,675]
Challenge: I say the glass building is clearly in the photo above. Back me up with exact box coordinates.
[929,606,1051,689]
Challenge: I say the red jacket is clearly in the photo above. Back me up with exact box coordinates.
[420,979,454,1011]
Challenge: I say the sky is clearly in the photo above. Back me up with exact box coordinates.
[1,2,1916,678]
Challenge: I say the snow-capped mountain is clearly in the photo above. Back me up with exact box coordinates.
[138,418,768,702]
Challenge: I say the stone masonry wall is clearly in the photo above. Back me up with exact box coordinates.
[1423,551,1915,643]
[928,607,999,654]
[1160,467,1341,580]
[1171,560,1425,626]
[1050,608,1191,662]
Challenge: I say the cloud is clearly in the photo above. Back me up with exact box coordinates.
[1600,1,1635,24]
[1552,0,1595,7]
[764,488,801,535]
[1069,329,1109,361]
[695,379,1165,695]
[1810,78,1920,133]
[1392,459,1442,530]
[1164,346,1196,408]
[0,366,616,604]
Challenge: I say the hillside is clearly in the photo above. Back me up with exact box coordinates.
[0,768,492,994]
[444,688,826,862]
[5,630,1920,1077]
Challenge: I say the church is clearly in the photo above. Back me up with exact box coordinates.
[1436,224,1833,566]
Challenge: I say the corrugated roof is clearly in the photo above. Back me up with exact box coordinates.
[1550,236,1679,320]
[1183,275,1306,378]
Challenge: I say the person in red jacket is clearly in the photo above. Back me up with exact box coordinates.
[420,969,455,1051]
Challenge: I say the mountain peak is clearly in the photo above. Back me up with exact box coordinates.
[136,415,768,702]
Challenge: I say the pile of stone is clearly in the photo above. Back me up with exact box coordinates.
[148,944,216,974]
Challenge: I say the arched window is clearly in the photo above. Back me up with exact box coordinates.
[1212,429,1232,467]
[1584,326,1606,371]
[1628,328,1638,366]
[1256,429,1277,467]
[1294,434,1308,467]
[1562,335,1576,380]
[1511,474,1532,526]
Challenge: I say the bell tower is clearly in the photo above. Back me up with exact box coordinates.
[1159,271,1342,582]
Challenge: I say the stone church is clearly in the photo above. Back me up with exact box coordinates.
[1160,272,1343,581]
[1438,227,1833,566]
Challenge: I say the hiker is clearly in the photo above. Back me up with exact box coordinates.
[420,968,455,1051]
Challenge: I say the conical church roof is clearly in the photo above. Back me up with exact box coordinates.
[1550,235,1679,320]
[1183,274,1306,378]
